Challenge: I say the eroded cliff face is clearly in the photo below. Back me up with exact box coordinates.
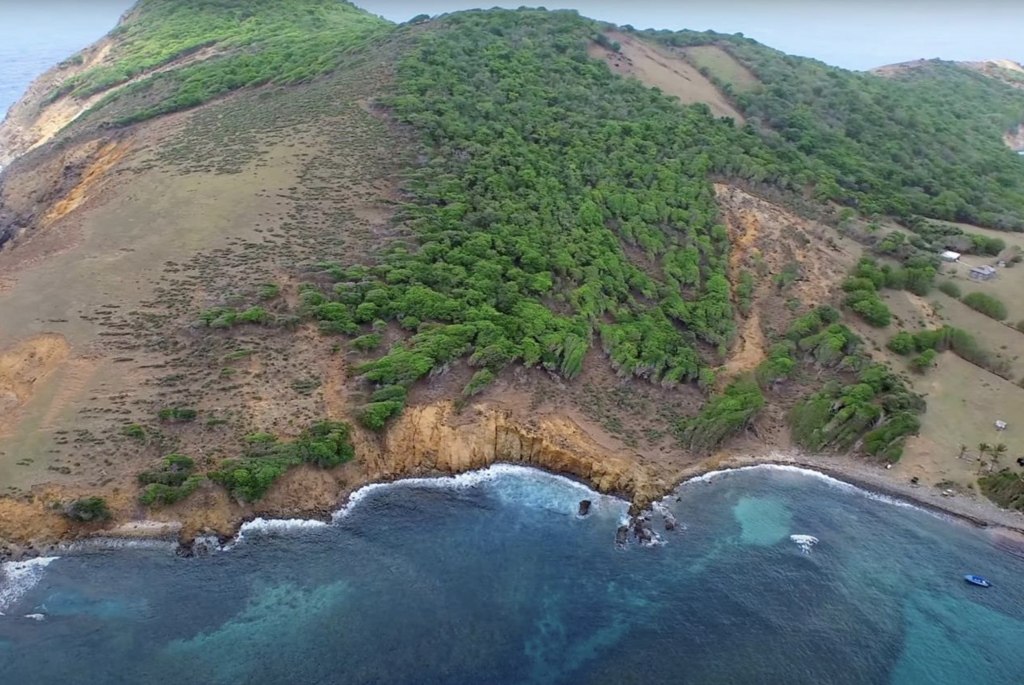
[363,402,662,501]
[193,401,664,541]
[0,39,114,169]
[0,401,666,555]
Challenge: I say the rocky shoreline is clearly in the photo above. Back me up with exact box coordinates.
[4,446,1024,563]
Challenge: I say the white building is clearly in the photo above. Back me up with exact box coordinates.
[940,250,961,262]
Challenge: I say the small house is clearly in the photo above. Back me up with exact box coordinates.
[940,250,961,262]
[969,265,997,281]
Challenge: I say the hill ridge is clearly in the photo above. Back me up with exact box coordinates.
[1,2,1023,551]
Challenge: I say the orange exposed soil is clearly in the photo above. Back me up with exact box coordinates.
[0,334,71,435]
[723,312,768,377]
[43,140,130,226]
[714,184,860,372]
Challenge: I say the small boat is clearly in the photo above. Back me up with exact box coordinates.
[964,574,992,588]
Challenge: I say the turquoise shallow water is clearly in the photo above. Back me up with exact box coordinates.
[1,465,1023,684]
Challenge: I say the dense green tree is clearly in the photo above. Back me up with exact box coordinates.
[962,292,1008,320]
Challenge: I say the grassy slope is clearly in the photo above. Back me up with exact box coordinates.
[642,30,1024,230]
[54,0,393,123]
[2,4,1022,516]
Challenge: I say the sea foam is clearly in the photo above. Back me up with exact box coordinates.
[333,464,626,522]
[677,462,930,515]
[0,557,59,613]
[238,518,328,537]
[56,538,177,554]
[790,534,819,554]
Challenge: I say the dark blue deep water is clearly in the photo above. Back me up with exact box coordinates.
[1,465,1023,684]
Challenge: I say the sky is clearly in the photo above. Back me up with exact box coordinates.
[356,0,1024,70]
[0,0,1023,72]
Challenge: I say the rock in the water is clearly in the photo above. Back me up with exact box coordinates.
[615,524,629,546]
[578,499,592,517]
[653,502,677,531]
[632,516,654,544]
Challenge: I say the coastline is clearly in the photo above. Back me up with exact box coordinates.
[706,452,1024,540]
[4,448,1024,562]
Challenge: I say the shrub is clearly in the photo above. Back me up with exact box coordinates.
[351,333,383,352]
[208,456,294,502]
[138,454,202,506]
[863,412,921,462]
[937,281,961,299]
[816,305,841,324]
[140,476,202,506]
[887,332,915,355]
[198,307,235,327]
[354,302,378,323]
[674,378,765,452]
[257,283,281,300]
[237,306,272,325]
[969,234,1006,256]
[910,349,937,372]
[290,377,321,396]
[359,401,405,431]
[790,362,923,457]
[978,470,1024,510]
[370,385,408,403]
[845,290,891,327]
[158,407,197,422]
[756,342,796,386]
[463,369,495,397]
[1017,320,1024,333]
[122,423,146,440]
[962,292,1007,320]
[64,496,110,522]
[735,270,754,315]
[209,421,356,501]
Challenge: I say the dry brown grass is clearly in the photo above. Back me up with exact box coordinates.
[588,32,744,123]
[682,45,760,92]
[898,353,1024,488]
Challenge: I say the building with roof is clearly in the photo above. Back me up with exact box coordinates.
[969,265,997,281]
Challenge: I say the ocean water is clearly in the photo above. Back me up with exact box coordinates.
[0,465,1022,684]
[0,3,129,120]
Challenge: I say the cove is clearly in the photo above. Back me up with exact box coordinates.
[1,464,1023,685]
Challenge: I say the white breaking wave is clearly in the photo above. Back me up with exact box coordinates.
[333,464,626,522]
[0,557,59,613]
[238,517,328,537]
[790,534,819,554]
[56,538,177,554]
[676,462,929,514]
[217,465,619,549]
[218,518,330,551]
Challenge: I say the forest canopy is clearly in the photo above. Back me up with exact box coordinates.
[642,28,1024,230]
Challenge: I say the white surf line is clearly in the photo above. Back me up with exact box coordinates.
[0,557,59,614]
[210,464,623,551]
[55,538,178,554]
[674,460,937,516]
[332,463,625,521]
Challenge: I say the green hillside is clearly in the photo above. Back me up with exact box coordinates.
[645,30,1024,229]
[7,1,1024,504]
[51,0,392,122]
